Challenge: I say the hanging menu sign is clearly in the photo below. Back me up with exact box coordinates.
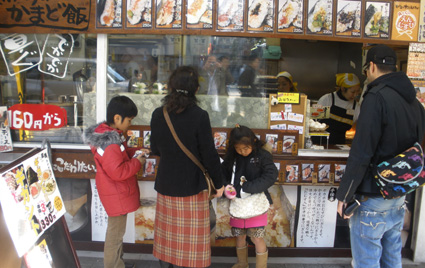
[407,43,425,88]
[277,0,304,34]
[306,0,333,35]
[335,0,362,37]
[247,0,274,32]
[126,0,153,29]
[97,0,123,28]
[391,1,420,41]
[217,0,244,31]
[186,0,213,29]
[0,149,66,257]
[155,0,182,29]
[419,0,425,42]
[364,1,391,39]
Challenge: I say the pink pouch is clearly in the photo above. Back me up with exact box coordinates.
[229,213,268,229]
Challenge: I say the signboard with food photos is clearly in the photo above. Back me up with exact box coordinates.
[0,148,66,257]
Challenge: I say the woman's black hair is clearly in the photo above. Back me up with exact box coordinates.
[224,125,265,170]
[162,66,199,113]
[106,95,138,124]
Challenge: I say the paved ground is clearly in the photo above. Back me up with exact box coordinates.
[77,251,425,268]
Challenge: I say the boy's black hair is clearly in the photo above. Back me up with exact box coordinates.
[106,95,138,124]
[224,125,265,171]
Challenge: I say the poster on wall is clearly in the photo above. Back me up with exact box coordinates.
[296,186,338,247]
[277,0,304,34]
[306,0,333,35]
[391,1,420,41]
[0,149,66,257]
[155,0,182,29]
[364,1,391,39]
[335,0,362,37]
[90,179,135,243]
[247,0,274,32]
[217,0,244,31]
[126,0,153,28]
[0,106,12,152]
[186,0,213,29]
[97,0,123,28]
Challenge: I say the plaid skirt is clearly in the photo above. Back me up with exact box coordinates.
[153,190,211,267]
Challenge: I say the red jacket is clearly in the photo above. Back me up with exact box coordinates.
[84,123,141,216]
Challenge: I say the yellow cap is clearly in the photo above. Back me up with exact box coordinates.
[335,73,360,88]
[277,71,298,92]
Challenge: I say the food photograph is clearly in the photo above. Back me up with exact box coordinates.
[335,0,361,36]
[364,1,390,38]
[247,0,274,32]
[217,0,244,31]
[97,0,123,27]
[301,163,314,182]
[277,0,304,33]
[126,0,152,28]
[307,0,333,35]
[155,0,182,28]
[186,0,213,28]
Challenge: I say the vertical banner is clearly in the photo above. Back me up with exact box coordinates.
[296,185,338,247]
[0,149,66,257]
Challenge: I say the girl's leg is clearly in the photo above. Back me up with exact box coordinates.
[235,234,247,248]
[250,237,267,254]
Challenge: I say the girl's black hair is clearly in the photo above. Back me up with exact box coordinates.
[224,125,265,170]
[162,66,199,113]
[106,95,138,124]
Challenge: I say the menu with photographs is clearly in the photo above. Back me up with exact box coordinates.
[97,0,123,28]
[335,0,361,37]
[186,0,213,29]
[277,0,304,34]
[0,149,66,257]
[126,0,153,28]
[306,0,333,35]
[364,1,390,39]
[247,0,274,32]
[391,1,420,41]
[155,0,182,29]
[217,0,244,31]
[407,43,425,80]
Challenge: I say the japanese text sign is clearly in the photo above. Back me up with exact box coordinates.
[277,92,300,104]
[8,104,67,130]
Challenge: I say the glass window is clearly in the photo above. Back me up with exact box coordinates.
[0,33,97,143]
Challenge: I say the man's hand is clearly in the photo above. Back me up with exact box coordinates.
[337,200,352,219]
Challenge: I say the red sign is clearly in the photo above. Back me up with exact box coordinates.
[8,104,67,130]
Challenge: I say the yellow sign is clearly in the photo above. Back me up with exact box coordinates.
[277,93,300,104]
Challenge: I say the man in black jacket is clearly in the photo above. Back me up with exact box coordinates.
[336,45,425,268]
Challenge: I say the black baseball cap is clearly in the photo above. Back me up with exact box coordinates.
[364,44,397,67]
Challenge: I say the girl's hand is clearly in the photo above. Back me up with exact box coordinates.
[213,186,224,198]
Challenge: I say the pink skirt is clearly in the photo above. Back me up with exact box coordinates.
[229,213,268,229]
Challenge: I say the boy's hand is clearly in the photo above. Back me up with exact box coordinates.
[135,154,146,165]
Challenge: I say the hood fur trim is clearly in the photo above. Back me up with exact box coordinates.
[83,123,122,149]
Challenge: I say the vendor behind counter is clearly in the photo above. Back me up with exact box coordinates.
[315,73,361,145]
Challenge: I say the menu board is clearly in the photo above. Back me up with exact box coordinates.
[126,0,153,28]
[277,0,304,34]
[186,0,213,29]
[306,0,333,35]
[155,0,182,29]
[97,0,123,28]
[407,42,425,80]
[391,1,420,41]
[217,0,244,31]
[335,0,362,37]
[364,1,390,39]
[0,149,66,257]
[419,0,425,42]
[247,0,274,32]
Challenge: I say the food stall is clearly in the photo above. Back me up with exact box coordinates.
[1,0,425,264]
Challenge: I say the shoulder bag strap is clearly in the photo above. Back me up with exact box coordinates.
[163,106,207,174]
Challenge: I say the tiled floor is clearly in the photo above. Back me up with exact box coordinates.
[76,251,424,268]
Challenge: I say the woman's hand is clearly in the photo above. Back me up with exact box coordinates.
[213,186,224,198]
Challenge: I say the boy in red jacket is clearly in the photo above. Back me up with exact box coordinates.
[84,96,148,268]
